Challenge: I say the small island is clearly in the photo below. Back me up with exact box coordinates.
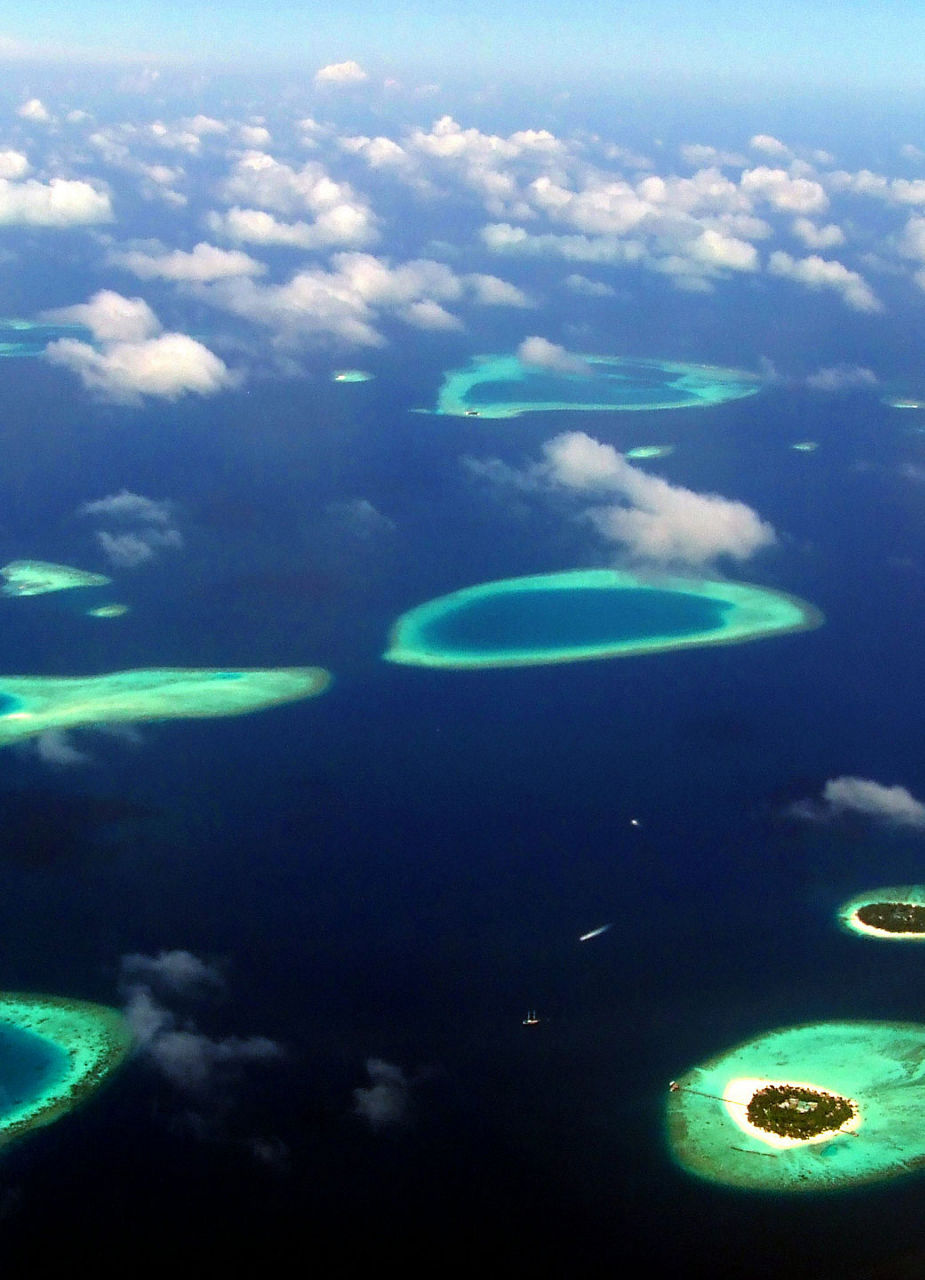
[86,604,130,618]
[746,1082,857,1141]
[839,887,925,940]
[331,368,373,383]
[625,444,674,460]
[2,560,111,597]
[0,993,131,1152]
[667,1020,925,1190]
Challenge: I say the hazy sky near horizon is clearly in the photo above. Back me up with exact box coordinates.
[3,1,925,91]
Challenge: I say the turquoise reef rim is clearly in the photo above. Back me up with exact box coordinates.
[0,666,331,746]
[384,569,822,670]
[423,353,763,419]
[667,1020,925,1192]
[0,993,131,1151]
[838,887,925,941]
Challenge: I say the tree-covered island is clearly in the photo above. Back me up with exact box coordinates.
[856,901,925,934]
[746,1084,857,1140]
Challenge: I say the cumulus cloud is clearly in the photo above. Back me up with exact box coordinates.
[749,134,792,159]
[768,250,883,312]
[542,431,776,567]
[0,175,112,227]
[44,290,235,402]
[353,1058,412,1130]
[204,251,526,348]
[791,777,925,827]
[120,951,282,1097]
[16,97,51,123]
[111,241,265,283]
[740,167,828,214]
[804,364,878,391]
[78,487,183,566]
[314,59,368,86]
[0,150,29,179]
[120,949,224,996]
[563,273,616,296]
[35,730,91,767]
[792,217,845,250]
[517,336,591,375]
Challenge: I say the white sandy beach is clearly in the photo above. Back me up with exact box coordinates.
[722,1077,861,1148]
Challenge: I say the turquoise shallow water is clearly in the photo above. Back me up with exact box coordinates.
[422,587,728,654]
[467,367,684,409]
[0,693,24,715]
[0,1024,68,1121]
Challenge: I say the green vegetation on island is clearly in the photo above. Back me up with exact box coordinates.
[747,1084,856,1140]
[838,887,925,941]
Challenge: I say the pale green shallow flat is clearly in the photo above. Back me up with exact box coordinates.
[423,353,762,419]
[0,994,131,1150]
[384,569,822,670]
[0,666,330,745]
[838,886,925,941]
[2,560,111,596]
[667,1021,925,1191]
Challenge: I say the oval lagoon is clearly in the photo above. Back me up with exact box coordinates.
[424,353,762,419]
[384,569,822,669]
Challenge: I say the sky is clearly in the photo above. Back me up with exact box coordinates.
[3,2,925,91]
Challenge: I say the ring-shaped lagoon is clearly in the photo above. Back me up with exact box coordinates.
[0,994,131,1151]
[0,666,330,746]
[838,887,925,941]
[667,1021,925,1191]
[384,569,822,670]
[423,353,762,418]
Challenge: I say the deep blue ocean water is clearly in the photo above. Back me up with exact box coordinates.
[0,329,923,1274]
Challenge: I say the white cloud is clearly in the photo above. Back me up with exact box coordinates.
[112,241,265,282]
[123,985,282,1093]
[749,134,792,159]
[95,527,183,567]
[740,167,828,214]
[35,729,90,766]
[353,1058,411,1130]
[238,124,271,147]
[688,227,758,271]
[542,431,776,567]
[680,144,746,169]
[563,273,616,296]
[45,289,160,342]
[44,290,235,402]
[78,489,173,525]
[805,364,878,391]
[17,97,51,123]
[120,949,224,995]
[314,59,368,86]
[792,217,845,249]
[517,336,591,375]
[207,203,375,250]
[204,251,526,349]
[0,175,112,227]
[768,250,883,312]
[792,777,925,827]
[465,273,532,307]
[48,333,234,402]
[0,150,29,179]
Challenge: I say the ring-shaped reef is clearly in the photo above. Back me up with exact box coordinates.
[0,994,131,1152]
[384,569,822,670]
[2,560,111,596]
[667,1021,925,1191]
[0,666,330,746]
[423,353,762,418]
[838,887,925,941]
